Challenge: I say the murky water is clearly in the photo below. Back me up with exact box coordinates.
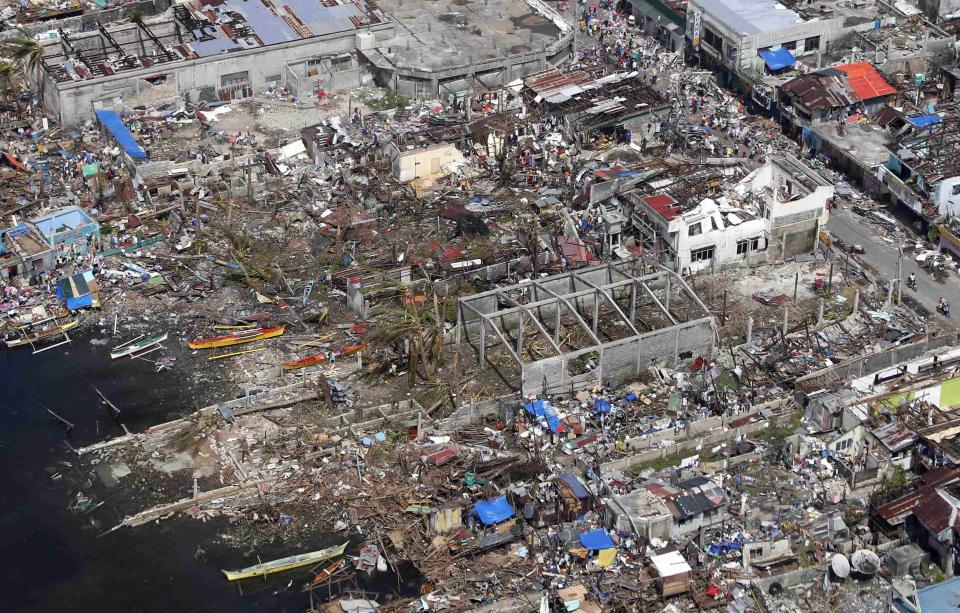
[0,332,416,611]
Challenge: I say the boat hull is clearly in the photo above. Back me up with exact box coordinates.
[222,542,347,581]
[111,333,168,359]
[189,326,285,350]
[283,344,367,371]
[5,320,78,348]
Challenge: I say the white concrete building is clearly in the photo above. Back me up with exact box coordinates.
[686,0,842,76]
[630,154,833,273]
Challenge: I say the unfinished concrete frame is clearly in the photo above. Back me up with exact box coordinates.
[457,258,716,395]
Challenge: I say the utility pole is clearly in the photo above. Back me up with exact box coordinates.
[897,244,903,305]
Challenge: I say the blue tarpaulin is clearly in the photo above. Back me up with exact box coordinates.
[579,529,615,550]
[759,47,796,71]
[94,110,146,159]
[594,399,612,414]
[909,114,942,128]
[524,399,563,433]
[473,496,514,525]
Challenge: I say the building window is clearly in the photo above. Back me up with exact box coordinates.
[265,74,281,84]
[688,222,702,236]
[781,40,797,51]
[702,27,722,50]
[750,237,762,251]
[805,36,820,51]
[330,56,354,73]
[221,71,249,87]
[736,240,748,255]
[691,246,715,262]
[307,58,324,67]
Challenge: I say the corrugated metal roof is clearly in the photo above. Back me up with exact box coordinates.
[835,62,897,100]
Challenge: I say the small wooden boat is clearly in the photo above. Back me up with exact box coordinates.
[283,344,367,371]
[308,558,345,588]
[222,541,347,581]
[111,333,168,359]
[5,318,78,349]
[189,325,285,350]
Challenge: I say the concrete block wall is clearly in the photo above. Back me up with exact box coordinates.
[520,318,715,395]
[795,334,958,392]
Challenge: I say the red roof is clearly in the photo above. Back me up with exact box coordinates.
[643,194,683,221]
[836,62,896,101]
[875,466,960,524]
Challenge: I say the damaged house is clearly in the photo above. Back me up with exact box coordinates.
[627,153,832,273]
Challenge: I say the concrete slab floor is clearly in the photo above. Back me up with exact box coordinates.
[376,0,560,70]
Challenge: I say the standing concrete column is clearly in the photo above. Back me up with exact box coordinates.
[885,281,894,309]
[817,299,825,326]
[782,307,789,337]
[746,317,754,344]
[853,290,860,314]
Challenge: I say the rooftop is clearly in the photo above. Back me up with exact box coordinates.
[371,0,563,72]
[693,0,805,36]
[812,120,894,169]
[42,0,385,83]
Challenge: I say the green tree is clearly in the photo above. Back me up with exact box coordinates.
[5,34,45,101]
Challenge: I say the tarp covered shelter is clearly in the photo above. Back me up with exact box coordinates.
[473,496,514,525]
[56,269,99,310]
[579,529,615,550]
[759,47,796,71]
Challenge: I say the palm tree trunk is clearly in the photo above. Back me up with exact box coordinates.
[407,334,418,388]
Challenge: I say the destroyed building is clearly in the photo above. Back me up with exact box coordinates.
[33,0,574,126]
[456,258,715,395]
[627,153,832,273]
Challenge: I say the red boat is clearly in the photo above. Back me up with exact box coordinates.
[282,344,367,371]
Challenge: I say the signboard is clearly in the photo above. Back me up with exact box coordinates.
[691,11,701,47]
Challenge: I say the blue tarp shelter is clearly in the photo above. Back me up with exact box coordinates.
[55,269,98,310]
[594,399,612,414]
[473,496,514,525]
[579,529,615,550]
[909,114,942,128]
[524,399,563,433]
[759,47,796,71]
[94,110,146,159]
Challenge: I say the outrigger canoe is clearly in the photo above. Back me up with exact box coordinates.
[222,541,347,581]
[282,344,368,371]
[111,333,168,359]
[189,325,285,350]
[5,319,79,348]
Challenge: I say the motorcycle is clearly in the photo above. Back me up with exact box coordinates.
[939,302,951,317]
[907,277,918,291]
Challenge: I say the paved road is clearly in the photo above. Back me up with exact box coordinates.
[827,204,960,321]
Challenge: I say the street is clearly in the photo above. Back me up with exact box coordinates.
[827,204,960,322]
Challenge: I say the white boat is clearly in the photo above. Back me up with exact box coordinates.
[111,333,168,359]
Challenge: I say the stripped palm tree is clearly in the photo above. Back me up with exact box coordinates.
[5,34,45,101]
[0,60,14,102]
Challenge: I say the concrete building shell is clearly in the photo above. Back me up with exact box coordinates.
[456,258,716,396]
